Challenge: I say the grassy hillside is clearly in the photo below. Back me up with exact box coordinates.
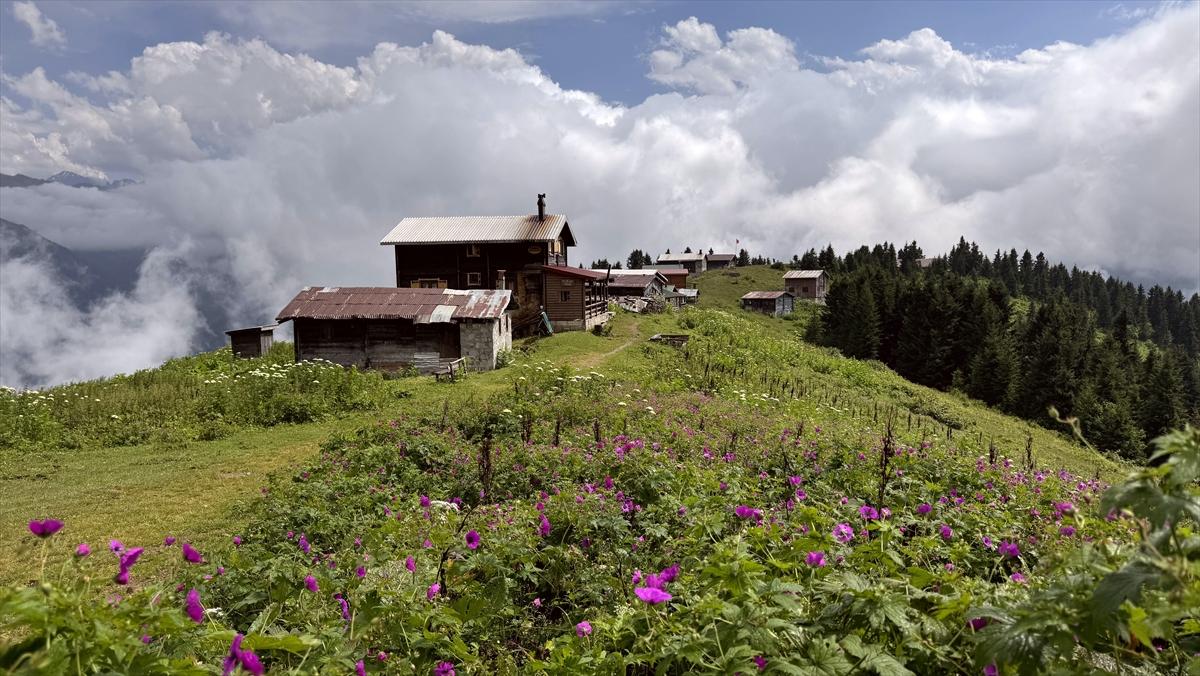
[0,287,1125,588]
[3,299,1194,674]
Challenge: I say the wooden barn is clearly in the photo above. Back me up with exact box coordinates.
[275,287,512,372]
[607,270,669,298]
[225,324,276,359]
[783,270,828,303]
[741,291,794,317]
[656,252,706,274]
[541,265,611,332]
[706,253,736,269]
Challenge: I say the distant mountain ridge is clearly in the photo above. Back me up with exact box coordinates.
[0,171,137,190]
[0,217,145,308]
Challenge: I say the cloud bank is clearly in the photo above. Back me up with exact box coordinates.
[0,7,1197,387]
[11,1,65,50]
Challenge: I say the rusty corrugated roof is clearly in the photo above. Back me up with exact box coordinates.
[783,270,824,279]
[276,287,511,323]
[379,214,574,246]
[741,291,792,300]
[542,264,608,281]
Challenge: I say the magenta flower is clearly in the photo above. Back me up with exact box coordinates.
[427,583,441,600]
[120,547,144,570]
[659,564,680,583]
[631,569,643,585]
[298,535,311,554]
[539,515,551,537]
[858,505,879,520]
[239,651,263,676]
[833,523,855,543]
[338,595,351,620]
[939,524,953,540]
[983,664,998,676]
[916,503,932,515]
[678,506,688,516]
[1009,572,1027,584]
[968,617,989,631]
[28,519,64,538]
[806,551,826,567]
[355,660,366,676]
[114,570,130,585]
[181,542,203,563]
[405,555,416,572]
[304,574,319,592]
[423,539,433,549]
[1059,525,1076,536]
[634,586,672,604]
[465,530,480,549]
[356,566,366,578]
[754,655,768,671]
[163,536,176,546]
[795,489,807,501]
[532,598,542,608]
[420,495,431,508]
[222,634,263,676]
[576,620,593,637]
[75,543,91,557]
[109,539,124,553]
[232,535,242,546]
[434,662,456,676]
[998,541,1020,558]
[185,588,203,623]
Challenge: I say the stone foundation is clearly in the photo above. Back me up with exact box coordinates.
[458,315,512,371]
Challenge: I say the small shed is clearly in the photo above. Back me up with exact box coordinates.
[276,287,512,372]
[226,324,276,359]
[741,291,794,317]
[676,287,699,304]
[783,270,828,302]
[653,264,690,289]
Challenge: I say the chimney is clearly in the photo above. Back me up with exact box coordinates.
[537,193,546,222]
[495,269,507,290]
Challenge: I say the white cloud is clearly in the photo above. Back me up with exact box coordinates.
[11,1,66,50]
[648,17,799,95]
[0,9,1197,388]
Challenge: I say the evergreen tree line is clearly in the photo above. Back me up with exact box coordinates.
[817,239,1200,461]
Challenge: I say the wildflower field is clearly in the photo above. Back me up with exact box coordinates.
[2,310,1197,674]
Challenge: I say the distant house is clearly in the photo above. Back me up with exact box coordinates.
[783,270,828,302]
[225,324,276,359]
[706,253,736,269]
[541,265,611,332]
[657,252,706,274]
[608,270,669,297]
[741,291,794,317]
[380,195,591,334]
[276,286,512,372]
[652,264,690,289]
[676,287,699,304]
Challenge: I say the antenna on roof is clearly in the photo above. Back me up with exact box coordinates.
[537,193,546,222]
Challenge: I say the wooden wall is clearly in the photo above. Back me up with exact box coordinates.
[392,241,567,290]
[294,318,459,370]
[543,274,585,321]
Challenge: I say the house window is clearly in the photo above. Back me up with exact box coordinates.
[412,278,445,289]
[465,244,481,257]
[466,272,482,287]
[560,290,572,302]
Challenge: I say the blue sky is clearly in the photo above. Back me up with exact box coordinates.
[0,0,1166,106]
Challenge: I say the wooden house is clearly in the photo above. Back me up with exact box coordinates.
[653,264,690,289]
[607,270,669,298]
[225,324,276,358]
[783,270,828,302]
[380,195,609,335]
[275,287,512,372]
[656,252,706,274]
[541,265,611,332]
[741,291,794,317]
[705,253,736,269]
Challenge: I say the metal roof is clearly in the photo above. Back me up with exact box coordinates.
[741,291,793,300]
[706,253,736,261]
[657,252,704,262]
[276,287,511,323]
[609,272,667,289]
[225,323,277,336]
[542,264,609,281]
[783,270,825,279]
[608,268,666,276]
[676,288,699,297]
[379,214,574,246]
